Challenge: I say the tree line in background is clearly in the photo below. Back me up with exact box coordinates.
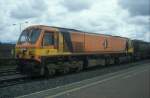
[0,42,15,59]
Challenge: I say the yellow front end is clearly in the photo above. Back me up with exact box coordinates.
[15,47,38,61]
[127,39,134,54]
[15,47,61,62]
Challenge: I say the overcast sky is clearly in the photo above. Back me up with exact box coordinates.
[0,0,150,42]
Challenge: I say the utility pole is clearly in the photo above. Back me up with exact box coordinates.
[13,21,28,33]
[148,32,150,42]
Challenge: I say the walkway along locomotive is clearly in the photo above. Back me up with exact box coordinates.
[15,25,150,76]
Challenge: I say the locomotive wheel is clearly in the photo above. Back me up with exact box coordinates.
[105,58,110,66]
[48,69,56,76]
[17,64,23,73]
[114,57,120,64]
[60,67,70,74]
[46,69,56,76]
[45,66,56,77]
[16,61,26,74]
[40,66,45,76]
[76,65,83,72]
[76,62,83,72]
[83,58,88,68]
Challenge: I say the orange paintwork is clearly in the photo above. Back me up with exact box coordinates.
[16,25,58,49]
[70,32,127,53]
[16,25,128,59]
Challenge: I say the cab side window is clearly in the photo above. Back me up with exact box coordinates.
[43,32,54,46]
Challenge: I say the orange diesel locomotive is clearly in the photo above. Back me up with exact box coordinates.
[15,25,133,76]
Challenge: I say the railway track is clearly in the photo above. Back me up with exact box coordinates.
[0,60,149,88]
[0,66,27,88]
[0,60,150,98]
[0,60,149,98]
[0,74,28,88]
[0,58,17,75]
[0,68,19,76]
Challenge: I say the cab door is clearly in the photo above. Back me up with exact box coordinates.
[58,31,64,53]
[42,31,58,55]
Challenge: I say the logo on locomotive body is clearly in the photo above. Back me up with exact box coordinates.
[103,39,108,49]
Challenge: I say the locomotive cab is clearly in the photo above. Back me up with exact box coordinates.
[15,26,62,75]
[16,27,41,61]
[15,26,60,63]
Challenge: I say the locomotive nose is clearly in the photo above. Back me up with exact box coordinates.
[22,48,27,55]
[15,48,27,58]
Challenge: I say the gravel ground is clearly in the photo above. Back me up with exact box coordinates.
[0,60,149,98]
